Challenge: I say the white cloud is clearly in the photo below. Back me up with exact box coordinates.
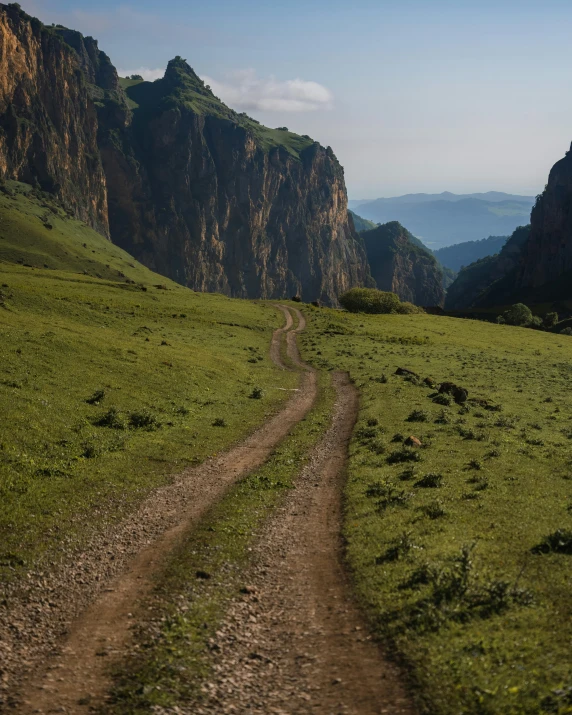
[117,67,165,82]
[202,69,333,112]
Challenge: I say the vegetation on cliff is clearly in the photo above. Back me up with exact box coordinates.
[349,209,378,233]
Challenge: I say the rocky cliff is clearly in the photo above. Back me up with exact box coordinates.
[0,4,108,234]
[517,146,572,294]
[361,221,444,306]
[0,5,369,303]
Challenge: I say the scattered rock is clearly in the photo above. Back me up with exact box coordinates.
[404,436,422,447]
[439,381,468,404]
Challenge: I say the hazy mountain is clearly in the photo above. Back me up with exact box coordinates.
[350,193,534,248]
[434,235,509,271]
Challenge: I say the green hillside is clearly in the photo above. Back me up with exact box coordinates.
[0,182,296,581]
[119,58,316,160]
[349,209,378,232]
[300,306,572,715]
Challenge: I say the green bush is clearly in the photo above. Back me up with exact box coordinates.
[339,288,401,314]
[544,312,558,329]
[395,301,425,315]
[501,303,533,327]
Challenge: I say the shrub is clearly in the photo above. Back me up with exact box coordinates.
[544,312,558,329]
[212,417,227,427]
[415,473,443,488]
[407,409,430,423]
[395,301,424,314]
[129,410,160,430]
[399,467,417,481]
[532,529,572,555]
[366,481,410,510]
[529,315,543,329]
[432,393,451,406]
[93,407,125,429]
[373,374,388,383]
[86,389,105,405]
[561,327,572,336]
[387,448,422,464]
[376,532,416,563]
[501,303,533,327]
[249,386,264,399]
[339,288,401,315]
[419,500,446,519]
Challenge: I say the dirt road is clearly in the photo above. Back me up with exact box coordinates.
[189,370,414,715]
[6,305,413,715]
[5,306,316,713]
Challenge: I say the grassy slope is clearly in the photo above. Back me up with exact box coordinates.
[0,182,297,582]
[300,307,572,715]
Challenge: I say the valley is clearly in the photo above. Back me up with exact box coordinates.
[1,3,572,714]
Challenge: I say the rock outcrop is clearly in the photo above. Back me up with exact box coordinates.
[517,145,572,295]
[0,5,108,234]
[362,221,444,306]
[0,6,369,304]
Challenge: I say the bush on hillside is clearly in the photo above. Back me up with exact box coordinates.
[339,288,405,314]
[544,312,559,329]
[395,301,424,314]
[501,303,533,327]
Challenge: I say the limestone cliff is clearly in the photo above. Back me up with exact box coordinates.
[361,221,444,306]
[0,4,108,234]
[0,6,369,304]
[517,146,572,295]
[102,59,369,302]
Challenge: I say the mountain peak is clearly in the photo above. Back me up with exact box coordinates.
[164,56,209,93]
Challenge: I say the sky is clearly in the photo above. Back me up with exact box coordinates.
[25,0,572,198]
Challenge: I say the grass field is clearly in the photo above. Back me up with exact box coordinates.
[299,306,572,715]
[0,183,296,584]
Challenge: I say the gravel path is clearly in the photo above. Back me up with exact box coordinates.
[1,306,316,714]
[183,370,415,715]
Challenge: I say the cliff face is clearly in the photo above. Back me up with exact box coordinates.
[445,226,530,310]
[517,147,572,292]
[0,7,369,304]
[0,5,108,234]
[102,60,369,302]
[362,221,444,306]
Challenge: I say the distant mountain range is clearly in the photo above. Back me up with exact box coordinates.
[433,235,509,272]
[349,193,534,248]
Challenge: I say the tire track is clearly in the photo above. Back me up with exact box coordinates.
[187,357,415,714]
[8,307,317,714]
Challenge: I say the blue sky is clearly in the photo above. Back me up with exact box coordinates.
[28,0,572,198]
